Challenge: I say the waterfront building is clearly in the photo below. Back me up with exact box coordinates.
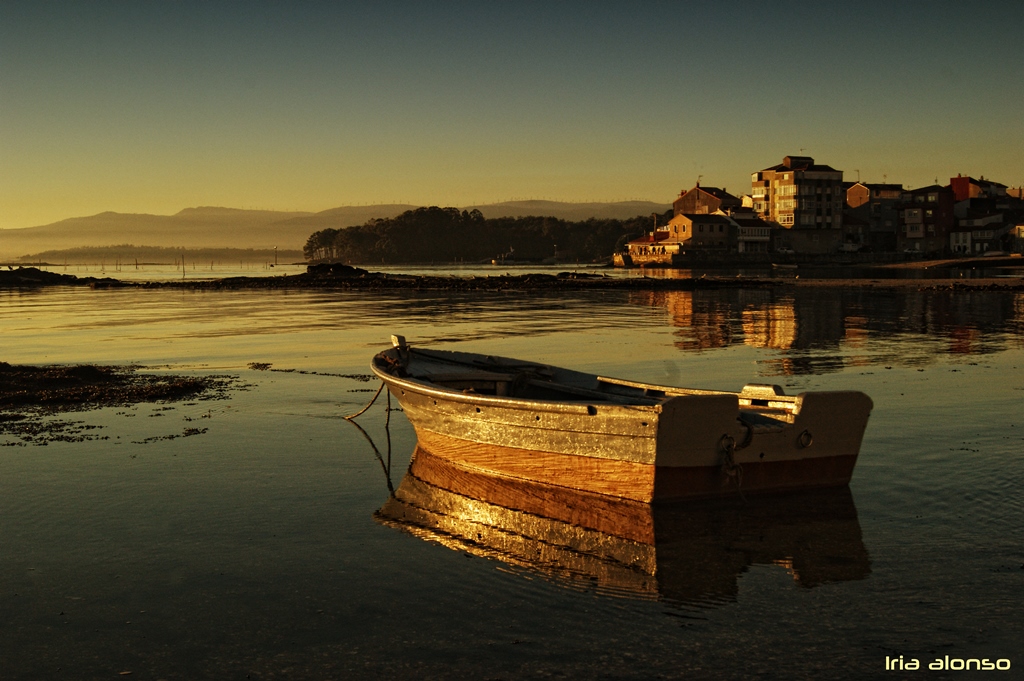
[673,184,742,216]
[953,212,1008,254]
[896,185,955,255]
[619,213,737,265]
[840,212,870,251]
[846,182,903,251]
[665,213,736,251]
[950,175,1008,202]
[1013,222,1024,253]
[751,155,844,253]
[620,229,679,266]
[727,209,773,253]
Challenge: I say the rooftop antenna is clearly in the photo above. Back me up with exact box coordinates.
[883,174,887,183]
[855,169,861,182]
[696,174,703,187]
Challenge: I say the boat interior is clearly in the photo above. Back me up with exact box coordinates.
[375,339,800,426]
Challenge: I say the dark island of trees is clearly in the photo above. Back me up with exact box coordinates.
[303,206,673,265]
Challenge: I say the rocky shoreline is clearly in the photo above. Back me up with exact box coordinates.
[3,264,1024,292]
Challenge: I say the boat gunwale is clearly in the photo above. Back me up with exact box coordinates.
[374,345,803,410]
[371,359,665,415]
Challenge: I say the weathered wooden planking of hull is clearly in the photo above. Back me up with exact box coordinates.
[371,336,873,503]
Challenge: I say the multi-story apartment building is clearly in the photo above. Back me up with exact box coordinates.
[752,155,844,253]
[952,212,1008,254]
[896,185,955,255]
[950,175,1008,202]
[752,156,844,229]
[845,182,903,251]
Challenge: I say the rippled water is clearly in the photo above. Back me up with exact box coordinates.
[2,284,1022,679]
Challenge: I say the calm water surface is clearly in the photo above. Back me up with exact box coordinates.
[2,285,1022,679]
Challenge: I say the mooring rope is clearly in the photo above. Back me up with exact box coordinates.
[345,416,394,496]
[344,380,386,420]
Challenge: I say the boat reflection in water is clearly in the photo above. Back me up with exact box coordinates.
[375,445,871,608]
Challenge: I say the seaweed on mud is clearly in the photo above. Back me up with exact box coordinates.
[0,418,110,447]
[0,362,237,408]
[246,362,373,381]
[0,362,244,446]
[132,427,209,445]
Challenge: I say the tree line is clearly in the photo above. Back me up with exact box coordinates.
[302,206,671,264]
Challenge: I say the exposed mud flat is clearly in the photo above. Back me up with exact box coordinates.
[0,363,240,446]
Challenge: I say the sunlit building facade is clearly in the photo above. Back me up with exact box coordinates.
[673,184,742,216]
[752,155,844,253]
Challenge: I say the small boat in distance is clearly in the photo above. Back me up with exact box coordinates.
[371,336,873,503]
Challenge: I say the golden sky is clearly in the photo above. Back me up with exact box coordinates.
[2,1,1021,229]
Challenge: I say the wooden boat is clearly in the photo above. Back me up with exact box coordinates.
[371,335,873,503]
[376,446,871,606]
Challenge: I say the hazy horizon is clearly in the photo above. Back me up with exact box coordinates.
[3,1,1021,230]
[0,199,672,260]
[0,199,672,231]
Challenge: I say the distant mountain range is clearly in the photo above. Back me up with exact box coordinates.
[0,201,670,261]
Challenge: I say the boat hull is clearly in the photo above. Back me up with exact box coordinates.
[411,428,859,503]
[372,345,872,502]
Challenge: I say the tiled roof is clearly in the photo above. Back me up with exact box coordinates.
[761,162,840,173]
[697,186,740,201]
[965,177,1008,189]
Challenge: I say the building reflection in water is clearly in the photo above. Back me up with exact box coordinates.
[376,446,871,609]
[631,287,1024,375]
[743,302,798,350]
[1015,293,1024,349]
